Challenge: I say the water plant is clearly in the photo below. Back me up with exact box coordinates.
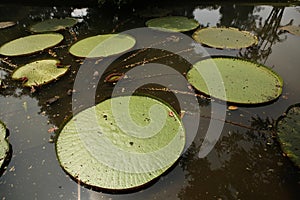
[279,25,300,36]
[0,121,9,171]
[0,33,64,56]
[69,34,136,58]
[186,57,283,104]
[12,59,69,87]
[192,27,258,49]
[276,103,300,168]
[30,18,78,33]
[56,95,185,190]
[146,16,199,32]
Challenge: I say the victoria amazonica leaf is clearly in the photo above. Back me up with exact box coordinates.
[56,95,185,190]
[280,25,300,36]
[146,16,199,32]
[0,33,63,56]
[30,18,78,33]
[0,121,9,170]
[186,57,283,104]
[276,104,300,168]
[69,34,136,58]
[12,59,69,87]
[192,27,258,49]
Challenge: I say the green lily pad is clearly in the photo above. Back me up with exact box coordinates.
[12,59,69,87]
[56,95,185,190]
[0,121,9,170]
[192,27,258,49]
[30,18,78,33]
[145,16,199,32]
[0,21,16,29]
[279,25,300,36]
[0,33,63,56]
[276,104,300,168]
[186,57,283,104]
[69,34,136,58]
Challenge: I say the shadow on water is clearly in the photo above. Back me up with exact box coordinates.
[0,0,300,199]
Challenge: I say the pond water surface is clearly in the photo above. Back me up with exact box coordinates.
[0,1,300,200]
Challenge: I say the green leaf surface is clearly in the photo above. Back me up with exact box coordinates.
[276,104,300,168]
[0,33,63,56]
[69,34,136,58]
[56,95,185,190]
[146,16,199,32]
[30,18,78,33]
[12,59,69,87]
[192,27,258,49]
[280,25,300,36]
[0,121,9,169]
[186,57,283,104]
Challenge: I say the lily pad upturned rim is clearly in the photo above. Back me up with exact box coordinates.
[276,103,300,168]
[56,95,185,190]
[69,33,136,58]
[192,27,258,49]
[0,33,64,56]
[30,17,78,33]
[145,16,200,32]
[186,56,283,104]
[11,59,69,87]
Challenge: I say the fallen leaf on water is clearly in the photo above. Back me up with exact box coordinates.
[48,126,58,134]
[45,96,60,105]
[228,105,238,111]
[0,21,16,29]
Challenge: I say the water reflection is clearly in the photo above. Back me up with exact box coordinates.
[240,7,288,63]
[179,116,300,199]
[0,2,300,200]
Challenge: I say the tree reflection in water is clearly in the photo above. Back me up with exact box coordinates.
[178,115,300,200]
[240,7,290,63]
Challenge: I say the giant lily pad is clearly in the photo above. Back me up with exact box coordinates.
[30,18,78,33]
[279,25,300,36]
[56,95,185,190]
[145,16,199,32]
[12,59,69,87]
[69,34,136,58]
[0,33,63,56]
[186,57,283,104]
[192,27,258,49]
[0,121,9,170]
[276,104,300,168]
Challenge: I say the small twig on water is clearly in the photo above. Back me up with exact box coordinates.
[0,57,18,69]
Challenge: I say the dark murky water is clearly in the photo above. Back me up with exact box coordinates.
[0,1,300,200]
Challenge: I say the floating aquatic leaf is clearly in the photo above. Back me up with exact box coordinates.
[0,33,63,56]
[279,25,300,36]
[146,16,199,32]
[186,57,283,104]
[0,21,16,29]
[192,27,258,49]
[0,121,9,170]
[12,59,69,87]
[30,18,78,33]
[276,104,300,168]
[69,34,136,58]
[56,95,185,190]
